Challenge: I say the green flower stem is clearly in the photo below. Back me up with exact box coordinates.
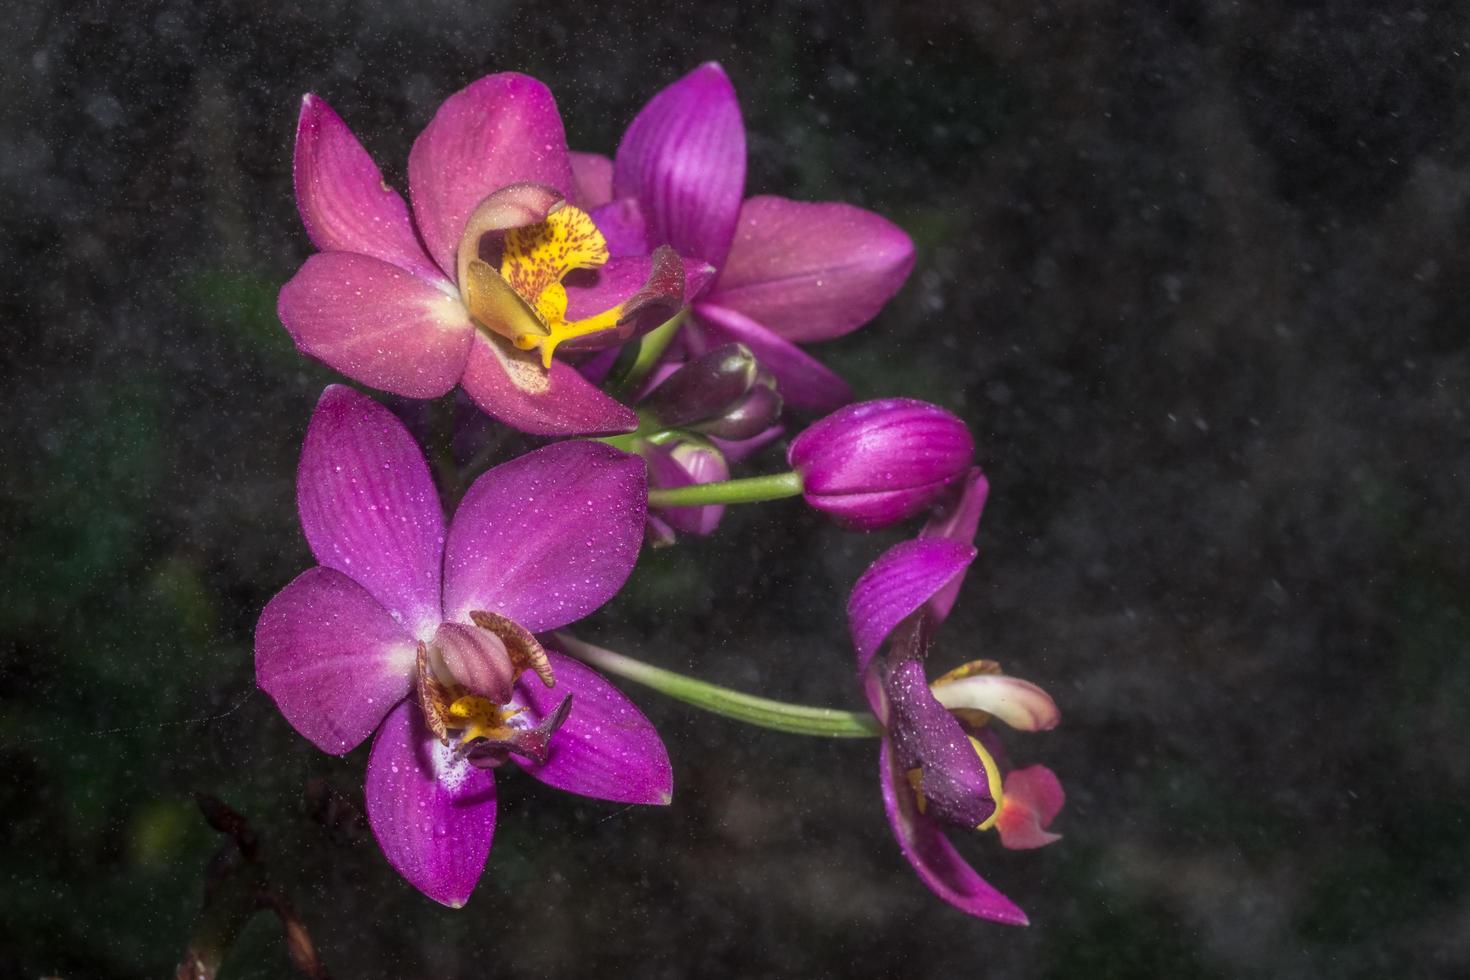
[647,471,804,509]
[553,632,883,738]
[611,308,689,401]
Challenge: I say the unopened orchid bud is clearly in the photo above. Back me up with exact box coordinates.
[693,374,783,441]
[788,399,974,530]
[643,437,731,536]
[642,343,759,428]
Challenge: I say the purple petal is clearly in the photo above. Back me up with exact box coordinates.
[277,252,473,399]
[296,385,446,637]
[711,424,785,464]
[880,739,1029,925]
[441,441,647,632]
[884,654,997,829]
[920,468,989,622]
[365,700,497,907]
[292,95,441,281]
[590,197,649,257]
[613,62,745,269]
[459,333,638,436]
[708,196,914,342]
[693,303,851,413]
[847,537,976,677]
[570,151,614,209]
[560,250,684,352]
[255,567,415,754]
[788,399,975,497]
[644,439,729,536]
[514,648,673,804]
[409,73,575,277]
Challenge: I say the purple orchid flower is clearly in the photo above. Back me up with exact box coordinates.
[789,398,975,530]
[574,63,916,414]
[847,469,1064,924]
[255,385,670,906]
[278,76,716,437]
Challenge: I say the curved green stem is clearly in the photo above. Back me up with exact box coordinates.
[647,471,804,509]
[611,308,688,401]
[553,632,882,738]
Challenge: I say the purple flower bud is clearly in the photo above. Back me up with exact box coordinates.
[693,375,783,441]
[642,343,759,428]
[788,399,974,530]
[643,437,731,537]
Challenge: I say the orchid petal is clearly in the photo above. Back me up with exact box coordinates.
[409,73,575,278]
[920,468,990,621]
[931,673,1060,733]
[708,196,914,342]
[613,62,745,269]
[458,334,638,436]
[292,95,441,281]
[255,567,415,754]
[557,248,685,354]
[296,385,446,637]
[515,648,673,804]
[880,739,1029,925]
[996,765,1065,851]
[848,537,976,677]
[442,441,647,632]
[277,252,473,399]
[589,197,649,257]
[693,303,851,413]
[570,152,615,209]
[365,700,497,907]
[885,654,997,830]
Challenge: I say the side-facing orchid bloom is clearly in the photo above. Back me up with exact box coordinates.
[575,62,916,414]
[846,469,1064,923]
[280,76,714,436]
[255,385,670,906]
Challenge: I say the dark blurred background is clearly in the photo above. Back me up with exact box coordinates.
[3,1,1468,977]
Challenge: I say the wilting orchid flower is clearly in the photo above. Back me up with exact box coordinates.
[576,62,915,413]
[789,398,975,530]
[255,386,670,906]
[847,469,1064,923]
[279,76,714,436]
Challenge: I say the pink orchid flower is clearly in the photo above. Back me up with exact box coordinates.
[279,75,714,436]
[255,385,670,906]
[577,62,917,414]
[847,469,1065,924]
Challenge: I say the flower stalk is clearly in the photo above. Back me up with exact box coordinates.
[645,470,803,509]
[554,632,882,738]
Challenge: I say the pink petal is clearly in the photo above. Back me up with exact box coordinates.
[441,441,647,632]
[255,566,416,754]
[589,197,649,257]
[847,537,976,677]
[880,739,1030,925]
[459,333,639,436]
[365,700,497,907]
[997,765,1065,851]
[409,73,575,278]
[570,151,614,209]
[292,94,441,281]
[693,303,851,413]
[514,648,672,804]
[277,252,474,399]
[708,196,914,342]
[613,62,745,269]
[297,385,446,637]
[920,468,990,622]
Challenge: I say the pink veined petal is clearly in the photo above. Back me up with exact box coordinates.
[296,385,447,637]
[292,94,441,281]
[278,252,474,399]
[570,151,615,210]
[693,303,851,414]
[920,468,990,622]
[589,197,649,258]
[515,648,673,804]
[997,765,1066,851]
[880,739,1030,925]
[459,333,639,436]
[848,537,976,677]
[255,567,416,754]
[441,441,647,632]
[409,73,576,278]
[613,62,746,269]
[707,196,915,342]
[365,700,498,908]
